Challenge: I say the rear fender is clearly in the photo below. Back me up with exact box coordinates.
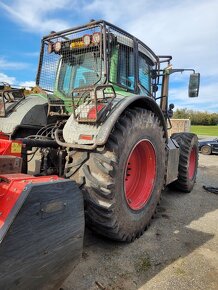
[63,96,167,149]
[96,95,168,145]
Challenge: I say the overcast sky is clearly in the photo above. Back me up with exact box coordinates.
[0,0,217,112]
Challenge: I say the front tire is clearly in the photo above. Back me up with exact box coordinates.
[81,108,166,242]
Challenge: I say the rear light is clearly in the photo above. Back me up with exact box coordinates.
[92,32,101,44]
[83,34,91,46]
[87,104,105,120]
[79,134,93,141]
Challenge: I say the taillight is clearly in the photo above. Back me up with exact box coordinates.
[87,104,105,120]
[79,134,93,141]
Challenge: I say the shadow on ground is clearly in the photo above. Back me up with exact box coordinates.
[62,156,218,290]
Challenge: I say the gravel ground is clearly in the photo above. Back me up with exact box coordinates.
[62,154,218,290]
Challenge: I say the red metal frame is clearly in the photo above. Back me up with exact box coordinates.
[0,139,22,157]
[0,132,9,140]
[0,174,61,230]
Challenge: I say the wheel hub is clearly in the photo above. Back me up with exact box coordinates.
[124,140,156,210]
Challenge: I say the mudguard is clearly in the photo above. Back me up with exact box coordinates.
[62,95,168,149]
[96,95,168,145]
[0,174,84,290]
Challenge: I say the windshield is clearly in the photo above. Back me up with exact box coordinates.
[57,51,102,96]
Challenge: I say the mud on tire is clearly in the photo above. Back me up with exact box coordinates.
[73,108,166,242]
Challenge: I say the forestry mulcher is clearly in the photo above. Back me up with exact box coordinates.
[0,20,200,289]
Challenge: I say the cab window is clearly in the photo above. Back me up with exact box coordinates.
[138,53,151,92]
[118,46,135,91]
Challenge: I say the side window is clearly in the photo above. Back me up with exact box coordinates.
[62,65,72,94]
[58,59,73,96]
[118,46,135,90]
[109,46,119,83]
[139,54,150,92]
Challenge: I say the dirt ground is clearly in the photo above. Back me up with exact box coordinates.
[62,154,218,290]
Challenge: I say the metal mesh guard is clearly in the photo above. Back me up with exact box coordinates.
[38,24,103,93]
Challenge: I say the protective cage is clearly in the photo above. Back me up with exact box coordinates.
[36,20,159,123]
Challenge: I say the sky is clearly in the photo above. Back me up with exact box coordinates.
[0,0,217,112]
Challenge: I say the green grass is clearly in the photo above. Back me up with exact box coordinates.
[191,125,218,136]
[135,255,151,273]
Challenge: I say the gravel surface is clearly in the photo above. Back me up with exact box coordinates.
[62,154,218,290]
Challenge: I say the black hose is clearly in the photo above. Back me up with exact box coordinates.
[16,138,59,149]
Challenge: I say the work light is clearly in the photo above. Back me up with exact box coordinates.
[54,41,62,52]
[47,43,53,53]
[92,32,101,44]
[83,35,91,46]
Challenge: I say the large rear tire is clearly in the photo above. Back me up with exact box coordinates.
[170,133,198,193]
[78,108,166,242]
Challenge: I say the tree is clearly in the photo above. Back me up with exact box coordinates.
[173,109,218,125]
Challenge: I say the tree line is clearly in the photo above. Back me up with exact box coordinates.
[173,109,218,125]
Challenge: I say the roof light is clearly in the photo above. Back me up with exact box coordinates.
[83,34,91,46]
[47,43,53,53]
[54,41,62,52]
[92,32,101,44]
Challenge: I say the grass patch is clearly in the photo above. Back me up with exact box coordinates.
[135,255,151,273]
[174,267,186,276]
[191,125,218,136]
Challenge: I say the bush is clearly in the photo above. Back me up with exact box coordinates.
[173,109,218,125]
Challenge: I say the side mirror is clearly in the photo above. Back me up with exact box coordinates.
[189,73,200,97]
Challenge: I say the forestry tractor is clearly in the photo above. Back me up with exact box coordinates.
[0,20,200,289]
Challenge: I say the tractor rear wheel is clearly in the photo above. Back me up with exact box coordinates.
[81,108,166,242]
[170,133,198,192]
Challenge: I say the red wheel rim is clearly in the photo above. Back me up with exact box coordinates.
[188,147,196,180]
[124,140,156,210]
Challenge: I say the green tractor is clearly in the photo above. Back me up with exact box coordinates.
[0,19,200,288]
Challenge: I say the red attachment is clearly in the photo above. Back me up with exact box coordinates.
[87,104,105,120]
[0,174,60,229]
[188,147,196,180]
[0,132,9,140]
[124,140,156,210]
[0,139,22,157]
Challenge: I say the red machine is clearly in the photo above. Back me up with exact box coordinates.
[0,138,84,290]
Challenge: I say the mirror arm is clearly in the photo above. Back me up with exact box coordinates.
[169,68,195,75]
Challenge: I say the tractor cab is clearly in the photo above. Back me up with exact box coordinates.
[37,20,158,122]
